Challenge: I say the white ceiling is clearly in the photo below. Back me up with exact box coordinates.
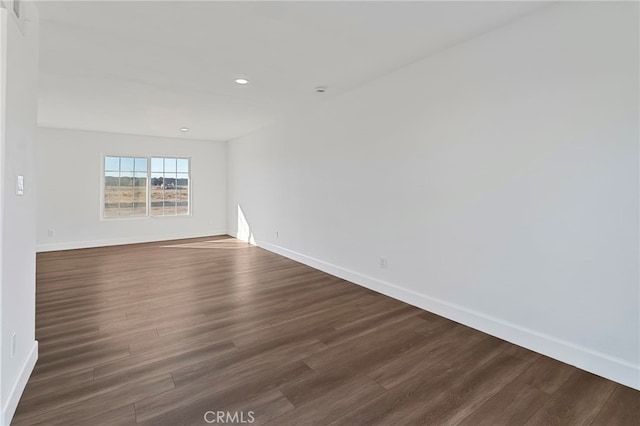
[37,1,545,141]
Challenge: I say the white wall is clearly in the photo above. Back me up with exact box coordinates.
[36,128,227,251]
[0,2,39,424]
[228,2,640,389]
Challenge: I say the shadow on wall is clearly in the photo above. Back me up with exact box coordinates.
[237,204,256,245]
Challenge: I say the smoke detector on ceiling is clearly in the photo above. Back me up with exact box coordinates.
[315,86,327,93]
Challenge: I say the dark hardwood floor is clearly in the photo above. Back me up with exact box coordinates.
[12,236,640,425]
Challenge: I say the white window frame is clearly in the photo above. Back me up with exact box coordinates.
[149,156,191,218]
[101,154,192,220]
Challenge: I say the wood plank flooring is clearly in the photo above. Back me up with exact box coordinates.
[12,236,640,425]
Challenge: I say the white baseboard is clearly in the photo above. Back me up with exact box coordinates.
[255,239,640,391]
[1,341,38,426]
[36,230,229,252]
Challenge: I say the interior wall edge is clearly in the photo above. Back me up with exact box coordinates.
[0,341,37,426]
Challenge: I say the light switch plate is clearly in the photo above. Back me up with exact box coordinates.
[16,175,24,195]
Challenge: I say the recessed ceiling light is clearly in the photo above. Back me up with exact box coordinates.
[315,86,327,93]
[235,78,249,85]
[180,127,189,132]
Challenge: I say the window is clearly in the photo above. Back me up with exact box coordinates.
[151,158,190,216]
[103,156,190,218]
[104,156,148,217]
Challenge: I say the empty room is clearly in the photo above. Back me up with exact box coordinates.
[0,0,638,425]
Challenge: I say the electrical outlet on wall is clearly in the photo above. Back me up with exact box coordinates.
[379,257,388,269]
[48,229,55,237]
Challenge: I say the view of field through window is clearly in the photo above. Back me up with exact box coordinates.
[104,156,189,217]
[104,157,148,217]
[151,157,190,216]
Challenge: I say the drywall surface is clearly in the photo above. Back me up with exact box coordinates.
[0,2,39,424]
[228,2,639,388]
[36,128,227,251]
